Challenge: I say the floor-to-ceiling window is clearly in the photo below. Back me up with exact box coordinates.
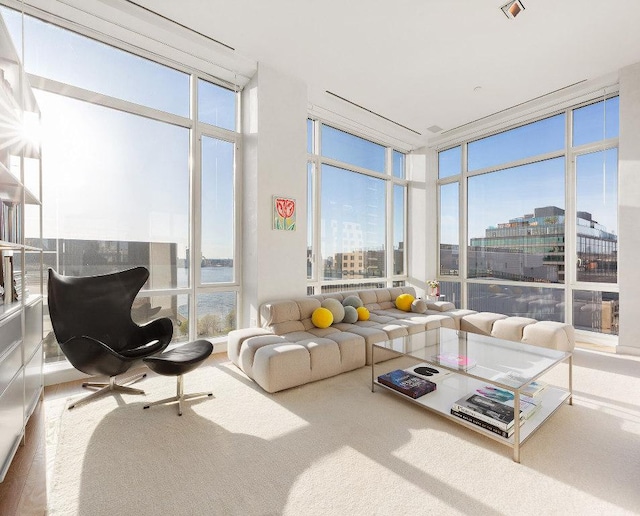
[1,6,241,362]
[306,120,407,294]
[437,95,619,340]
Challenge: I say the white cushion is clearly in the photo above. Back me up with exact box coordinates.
[426,301,456,312]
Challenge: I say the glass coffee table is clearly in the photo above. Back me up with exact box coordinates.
[371,327,572,462]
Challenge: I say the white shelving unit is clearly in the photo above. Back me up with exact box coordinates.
[0,11,44,482]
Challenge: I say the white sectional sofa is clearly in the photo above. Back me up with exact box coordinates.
[228,286,574,393]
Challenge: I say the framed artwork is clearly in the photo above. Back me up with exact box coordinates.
[273,196,296,231]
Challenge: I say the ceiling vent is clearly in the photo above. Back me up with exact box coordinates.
[326,91,422,135]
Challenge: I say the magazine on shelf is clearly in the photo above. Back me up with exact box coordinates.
[430,353,477,371]
[377,369,437,399]
[474,385,541,420]
[450,409,514,438]
[451,392,518,431]
[492,371,548,398]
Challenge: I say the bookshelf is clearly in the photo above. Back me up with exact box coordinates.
[0,12,44,482]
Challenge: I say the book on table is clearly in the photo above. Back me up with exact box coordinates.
[377,369,437,399]
[450,408,514,438]
[451,392,520,431]
[474,385,541,420]
[492,371,548,398]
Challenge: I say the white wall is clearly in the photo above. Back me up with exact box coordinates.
[241,63,308,328]
[617,62,640,356]
[407,149,432,297]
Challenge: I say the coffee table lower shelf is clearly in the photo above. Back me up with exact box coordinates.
[373,372,571,462]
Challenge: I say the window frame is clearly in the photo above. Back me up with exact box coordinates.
[7,4,243,353]
[307,118,408,294]
[436,93,619,345]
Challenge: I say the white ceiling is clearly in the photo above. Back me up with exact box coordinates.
[125,0,640,148]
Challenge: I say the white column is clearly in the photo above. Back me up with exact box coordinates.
[617,62,640,356]
[407,147,435,297]
[241,63,308,328]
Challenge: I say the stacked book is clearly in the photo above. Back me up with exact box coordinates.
[377,369,437,399]
[13,270,26,301]
[492,371,548,398]
[450,386,541,438]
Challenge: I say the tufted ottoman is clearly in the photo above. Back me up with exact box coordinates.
[460,312,508,336]
[521,321,575,352]
[491,316,538,342]
[227,328,366,393]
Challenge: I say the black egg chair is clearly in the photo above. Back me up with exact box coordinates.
[47,267,173,409]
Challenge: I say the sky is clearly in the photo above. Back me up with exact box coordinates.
[3,7,236,260]
[439,98,619,245]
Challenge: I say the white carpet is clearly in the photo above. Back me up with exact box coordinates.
[48,348,640,516]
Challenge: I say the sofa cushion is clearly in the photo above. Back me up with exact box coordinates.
[460,312,508,335]
[367,313,398,324]
[522,321,575,352]
[261,299,301,326]
[252,343,313,393]
[491,316,537,342]
[296,298,322,320]
[271,320,306,335]
[238,334,291,377]
[431,309,477,330]
[227,327,274,367]
[359,290,378,306]
[411,299,427,313]
[372,308,411,319]
[426,301,456,312]
[375,289,393,304]
[404,313,457,330]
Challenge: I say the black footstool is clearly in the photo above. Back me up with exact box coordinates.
[142,339,214,416]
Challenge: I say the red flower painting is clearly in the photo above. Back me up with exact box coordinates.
[273,196,296,230]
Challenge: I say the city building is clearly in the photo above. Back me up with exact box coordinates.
[467,205,617,284]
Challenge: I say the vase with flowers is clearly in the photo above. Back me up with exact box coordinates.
[428,280,440,298]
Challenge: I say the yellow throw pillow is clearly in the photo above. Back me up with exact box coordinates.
[356,306,370,321]
[311,307,334,328]
[395,293,415,312]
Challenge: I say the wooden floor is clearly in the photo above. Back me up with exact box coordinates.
[0,399,47,516]
[0,352,227,516]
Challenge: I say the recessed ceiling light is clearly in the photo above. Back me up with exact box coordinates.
[501,0,525,19]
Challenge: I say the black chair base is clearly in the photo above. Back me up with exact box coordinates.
[69,372,147,410]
